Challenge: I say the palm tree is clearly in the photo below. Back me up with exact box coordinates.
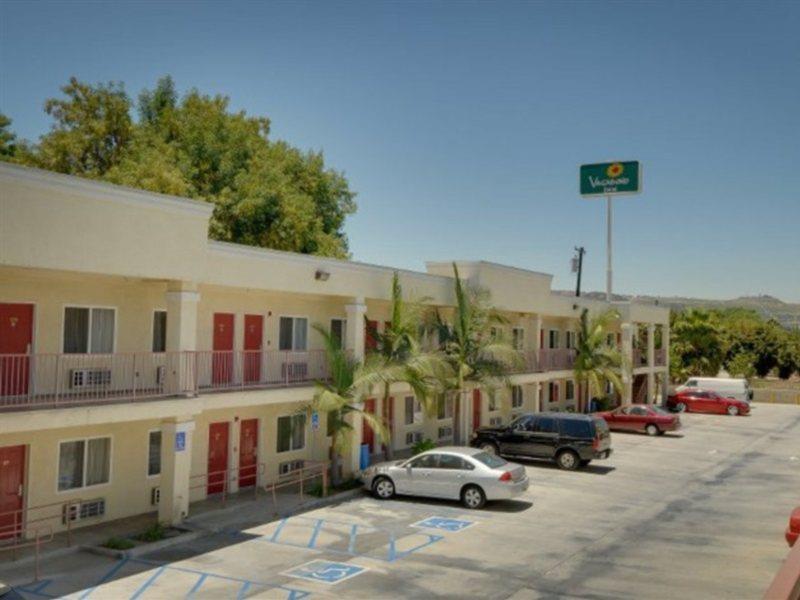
[359,272,450,459]
[573,308,624,410]
[430,264,522,444]
[304,325,387,486]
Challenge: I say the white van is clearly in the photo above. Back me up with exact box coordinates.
[675,377,753,402]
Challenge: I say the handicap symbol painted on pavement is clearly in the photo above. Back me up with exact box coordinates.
[411,516,475,532]
[283,559,368,585]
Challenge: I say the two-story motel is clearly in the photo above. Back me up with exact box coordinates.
[0,162,670,537]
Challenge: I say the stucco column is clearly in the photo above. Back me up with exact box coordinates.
[165,283,200,395]
[533,315,543,370]
[661,323,671,403]
[532,382,541,413]
[345,299,367,473]
[158,418,195,525]
[621,322,634,404]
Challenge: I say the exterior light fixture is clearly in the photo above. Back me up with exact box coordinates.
[315,269,330,281]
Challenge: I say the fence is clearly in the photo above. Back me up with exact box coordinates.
[263,460,329,514]
[537,349,576,371]
[188,463,266,506]
[753,389,800,406]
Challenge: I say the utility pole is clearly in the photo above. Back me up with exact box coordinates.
[572,247,586,297]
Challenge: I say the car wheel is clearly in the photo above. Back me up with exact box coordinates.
[372,476,395,500]
[676,402,687,413]
[727,405,739,416]
[461,484,486,509]
[645,424,660,436]
[556,450,580,471]
[480,442,499,456]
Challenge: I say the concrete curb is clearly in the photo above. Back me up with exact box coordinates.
[81,528,204,559]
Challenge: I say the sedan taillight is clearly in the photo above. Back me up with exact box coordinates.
[498,471,512,482]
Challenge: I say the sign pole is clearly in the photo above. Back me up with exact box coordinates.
[606,194,613,303]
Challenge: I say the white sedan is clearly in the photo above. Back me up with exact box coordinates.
[361,446,529,509]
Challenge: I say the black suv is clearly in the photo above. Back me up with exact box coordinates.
[470,412,612,470]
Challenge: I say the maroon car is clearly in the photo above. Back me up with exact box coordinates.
[598,405,681,436]
[666,389,750,416]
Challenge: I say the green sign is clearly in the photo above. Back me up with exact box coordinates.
[580,161,641,196]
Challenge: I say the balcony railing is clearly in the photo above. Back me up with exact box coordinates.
[654,348,666,366]
[0,350,329,412]
[537,348,576,371]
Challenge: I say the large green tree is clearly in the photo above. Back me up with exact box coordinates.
[669,309,725,381]
[5,76,356,258]
[0,113,17,158]
[573,308,624,409]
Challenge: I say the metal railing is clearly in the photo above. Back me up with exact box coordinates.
[537,348,576,371]
[263,460,329,514]
[188,463,265,506]
[0,350,329,411]
[654,348,667,366]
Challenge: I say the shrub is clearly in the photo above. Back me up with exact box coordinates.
[137,522,167,543]
[412,438,436,455]
[103,536,135,550]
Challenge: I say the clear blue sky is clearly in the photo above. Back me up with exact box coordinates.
[2,1,798,301]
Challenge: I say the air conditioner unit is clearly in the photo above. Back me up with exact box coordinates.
[155,366,166,385]
[150,487,161,506]
[69,369,112,389]
[278,459,305,476]
[281,362,308,380]
[438,426,453,439]
[62,498,106,523]
[489,417,503,426]
[405,431,423,445]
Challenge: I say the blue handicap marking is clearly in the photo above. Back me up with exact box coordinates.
[284,559,367,585]
[411,516,475,532]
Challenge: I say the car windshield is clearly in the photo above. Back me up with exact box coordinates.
[471,451,507,469]
[651,406,671,415]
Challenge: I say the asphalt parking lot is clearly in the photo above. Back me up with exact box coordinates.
[7,404,800,599]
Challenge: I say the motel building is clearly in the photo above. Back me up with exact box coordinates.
[0,162,669,538]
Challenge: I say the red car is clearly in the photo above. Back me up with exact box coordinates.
[666,389,750,416]
[787,506,800,547]
[598,405,681,436]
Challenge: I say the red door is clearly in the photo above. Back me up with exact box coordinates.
[243,315,263,384]
[0,445,25,539]
[238,419,258,488]
[365,320,378,352]
[207,422,229,495]
[362,398,376,452]
[472,389,482,431]
[212,313,235,385]
[0,304,34,397]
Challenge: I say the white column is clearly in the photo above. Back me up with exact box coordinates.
[647,324,656,404]
[621,322,634,404]
[158,418,195,525]
[661,323,671,403]
[534,315,542,369]
[345,299,367,473]
[532,382,541,413]
[165,284,200,395]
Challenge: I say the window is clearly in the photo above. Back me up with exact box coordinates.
[58,437,111,491]
[437,396,454,420]
[534,416,558,434]
[606,333,615,347]
[438,454,467,470]
[472,452,507,469]
[511,415,535,432]
[512,328,524,351]
[63,307,115,353]
[409,453,438,469]
[277,414,306,452]
[330,319,347,349]
[488,394,498,412]
[560,419,592,438]
[548,330,559,349]
[148,431,161,477]
[365,320,379,352]
[548,382,559,402]
[152,311,167,352]
[565,331,576,350]
[511,385,524,409]
[405,396,422,425]
[279,317,308,351]
[566,381,575,401]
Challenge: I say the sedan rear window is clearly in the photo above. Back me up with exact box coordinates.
[471,452,507,469]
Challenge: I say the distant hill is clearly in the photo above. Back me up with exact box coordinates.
[554,291,800,330]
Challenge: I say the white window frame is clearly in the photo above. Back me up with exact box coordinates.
[405,395,423,425]
[437,396,454,421]
[276,414,306,453]
[565,331,576,350]
[278,315,309,352]
[512,327,525,351]
[548,329,560,350]
[147,429,162,478]
[565,380,575,401]
[488,395,499,412]
[511,385,524,409]
[56,435,113,493]
[62,305,118,354]
[330,318,347,349]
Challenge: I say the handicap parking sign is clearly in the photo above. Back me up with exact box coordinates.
[283,560,367,585]
[411,516,475,532]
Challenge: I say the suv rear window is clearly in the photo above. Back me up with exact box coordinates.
[560,418,592,438]
[593,418,609,436]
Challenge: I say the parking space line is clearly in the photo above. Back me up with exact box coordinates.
[236,581,251,600]
[348,524,358,554]
[307,519,324,548]
[129,565,165,600]
[186,573,207,598]
[270,518,289,542]
[78,555,130,599]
